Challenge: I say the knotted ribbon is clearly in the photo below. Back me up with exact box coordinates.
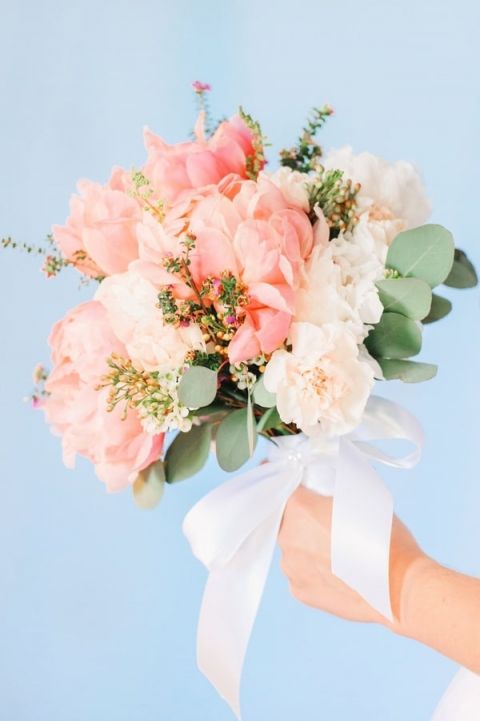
[183,395,424,719]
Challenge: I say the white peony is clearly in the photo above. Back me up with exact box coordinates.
[263,322,375,437]
[264,166,310,211]
[95,269,205,373]
[324,145,431,249]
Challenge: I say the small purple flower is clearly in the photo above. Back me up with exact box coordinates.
[226,315,237,326]
[192,80,212,94]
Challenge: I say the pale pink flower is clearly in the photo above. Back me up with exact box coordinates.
[143,113,259,204]
[95,269,205,373]
[52,167,141,278]
[43,301,164,491]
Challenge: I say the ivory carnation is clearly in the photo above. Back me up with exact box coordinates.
[43,301,163,491]
[324,146,431,254]
[295,224,384,343]
[265,167,310,211]
[263,322,375,436]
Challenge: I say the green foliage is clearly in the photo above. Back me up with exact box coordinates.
[280,104,334,173]
[1,233,76,278]
[252,376,276,408]
[307,169,360,234]
[365,312,422,359]
[423,294,452,324]
[192,402,228,422]
[239,107,268,180]
[216,407,257,472]
[444,248,478,288]
[256,406,282,433]
[177,366,218,409]
[386,224,455,288]
[190,351,223,370]
[165,423,212,483]
[378,359,437,383]
[376,277,432,320]
[133,461,166,509]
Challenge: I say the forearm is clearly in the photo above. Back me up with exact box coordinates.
[392,558,480,673]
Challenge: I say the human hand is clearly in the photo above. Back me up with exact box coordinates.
[278,486,427,627]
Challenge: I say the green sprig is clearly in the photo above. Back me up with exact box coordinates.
[280,104,334,173]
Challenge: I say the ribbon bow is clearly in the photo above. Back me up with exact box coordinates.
[183,396,424,719]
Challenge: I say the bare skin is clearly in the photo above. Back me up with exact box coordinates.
[279,486,480,674]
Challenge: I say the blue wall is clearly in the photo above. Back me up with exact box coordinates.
[1,1,479,719]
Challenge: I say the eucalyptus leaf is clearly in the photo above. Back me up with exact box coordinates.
[257,406,282,433]
[216,408,257,472]
[177,366,218,409]
[253,375,276,408]
[444,248,478,288]
[365,312,422,359]
[423,294,452,324]
[387,224,455,288]
[165,423,212,483]
[133,461,165,509]
[377,277,432,320]
[247,393,255,456]
[379,358,437,383]
[191,401,228,423]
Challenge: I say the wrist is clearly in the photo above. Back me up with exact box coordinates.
[388,554,441,637]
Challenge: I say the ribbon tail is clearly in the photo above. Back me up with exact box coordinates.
[196,506,285,720]
[432,669,480,721]
[331,438,394,621]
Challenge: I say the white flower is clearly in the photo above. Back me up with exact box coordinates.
[95,269,205,373]
[263,322,375,437]
[330,222,385,328]
[295,229,383,344]
[263,166,310,211]
[324,145,431,247]
[138,369,193,434]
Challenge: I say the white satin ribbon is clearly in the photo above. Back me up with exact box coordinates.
[432,669,480,721]
[183,395,424,719]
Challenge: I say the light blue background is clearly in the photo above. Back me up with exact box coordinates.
[1,1,479,720]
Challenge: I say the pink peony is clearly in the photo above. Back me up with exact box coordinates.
[150,173,317,363]
[52,167,141,278]
[43,301,164,491]
[143,113,259,204]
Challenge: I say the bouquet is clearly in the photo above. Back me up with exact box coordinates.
[5,84,477,718]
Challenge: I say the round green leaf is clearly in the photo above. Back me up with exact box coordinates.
[378,358,437,383]
[253,375,276,408]
[165,423,212,483]
[365,312,422,359]
[376,277,432,320]
[387,224,455,288]
[177,366,218,409]
[444,249,478,288]
[423,294,452,324]
[216,408,257,472]
[133,461,165,509]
